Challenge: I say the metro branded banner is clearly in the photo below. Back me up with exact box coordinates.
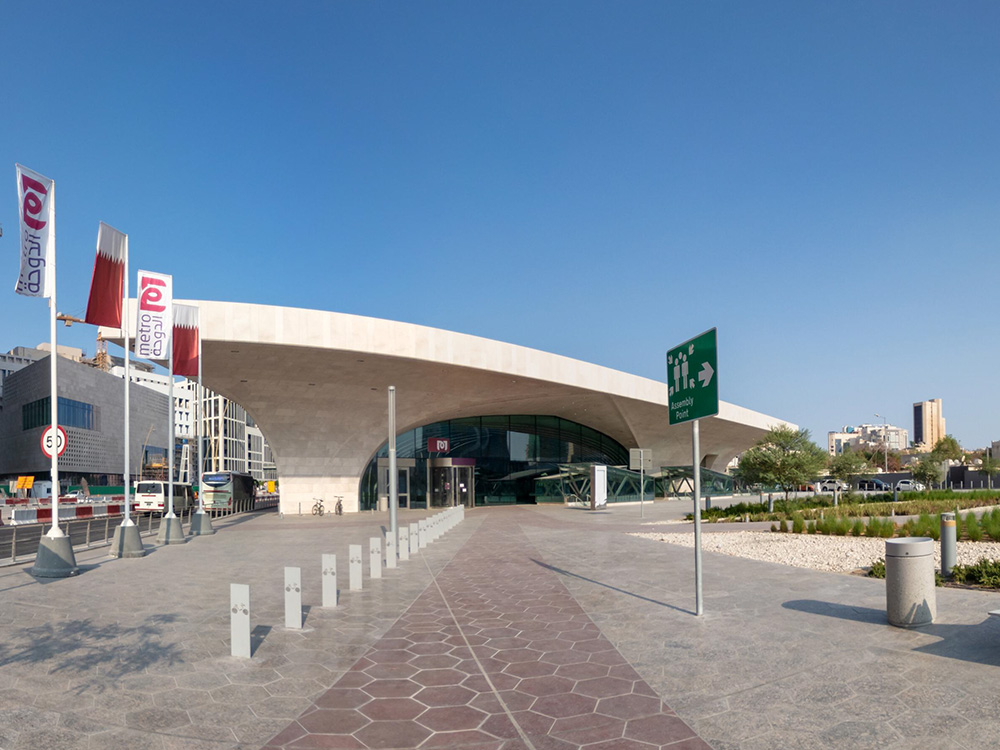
[135,270,172,360]
[14,164,55,298]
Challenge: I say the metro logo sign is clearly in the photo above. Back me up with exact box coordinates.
[427,438,450,453]
[135,270,172,360]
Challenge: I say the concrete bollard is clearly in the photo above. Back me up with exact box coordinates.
[321,554,337,607]
[349,544,363,591]
[284,567,302,629]
[410,525,419,554]
[230,583,251,658]
[885,538,936,628]
[418,520,428,549]
[399,525,410,561]
[941,513,956,578]
[767,494,774,513]
[369,537,382,579]
[385,532,396,569]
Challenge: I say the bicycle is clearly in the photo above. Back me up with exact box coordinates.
[333,496,344,516]
[312,498,325,516]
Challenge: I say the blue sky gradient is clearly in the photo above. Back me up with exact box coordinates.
[2,2,998,448]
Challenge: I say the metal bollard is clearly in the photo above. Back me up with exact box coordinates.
[941,513,956,578]
[369,537,382,579]
[284,567,302,629]
[349,544,363,590]
[321,554,337,607]
[230,583,251,658]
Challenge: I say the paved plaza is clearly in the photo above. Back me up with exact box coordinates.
[2,501,1000,749]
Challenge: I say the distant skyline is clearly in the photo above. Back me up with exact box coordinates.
[2,2,998,448]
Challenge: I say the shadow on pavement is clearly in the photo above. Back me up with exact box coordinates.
[783,598,1000,667]
[532,559,694,616]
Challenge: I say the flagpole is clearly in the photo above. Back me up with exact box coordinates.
[107,227,144,558]
[158,332,185,544]
[191,315,213,535]
[32,174,78,576]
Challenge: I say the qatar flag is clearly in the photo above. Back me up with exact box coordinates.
[173,304,199,376]
[84,222,127,327]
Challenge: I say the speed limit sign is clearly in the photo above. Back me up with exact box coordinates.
[40,426,67,458]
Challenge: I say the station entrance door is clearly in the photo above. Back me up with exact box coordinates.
[428,458,475,508]
[376,457,415,509]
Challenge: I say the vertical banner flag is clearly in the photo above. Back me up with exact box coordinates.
[85,223,127,327]
[135,270,172,360]
[14,164,55,297]
[172,304,199,376]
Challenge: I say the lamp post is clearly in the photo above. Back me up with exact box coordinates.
[875,413,888,473]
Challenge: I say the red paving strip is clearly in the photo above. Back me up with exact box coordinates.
[263,510,710,750]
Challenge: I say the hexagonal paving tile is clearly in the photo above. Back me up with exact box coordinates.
[414,685,478,707]
[358,697,426,721]
[417,705,488,732]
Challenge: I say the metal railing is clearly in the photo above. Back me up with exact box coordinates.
[1,495,279,566]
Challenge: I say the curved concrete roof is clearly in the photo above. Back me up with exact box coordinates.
[108,301,794,512]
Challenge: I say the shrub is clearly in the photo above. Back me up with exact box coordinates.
[791,513,805,534]
[951,559,1000,588]
[965,512,982,542]
[779,519,788,533]
[770,523,778,532]
[851,519,864,537]
[916,513,940,541]
[807,520,817,534]
[869,559,886,578]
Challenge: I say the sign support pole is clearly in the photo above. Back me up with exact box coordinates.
[158,336,185,544]
[191,329,214,535]
[693,419,703,616]
[388,386,398,556]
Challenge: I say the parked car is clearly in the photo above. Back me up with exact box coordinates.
[857,478,891,492]
[818,479,849,492]
[895,479,925,492]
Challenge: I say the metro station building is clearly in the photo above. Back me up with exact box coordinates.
[106,302,793,515]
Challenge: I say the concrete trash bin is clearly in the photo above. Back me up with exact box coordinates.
[885,537,936,628]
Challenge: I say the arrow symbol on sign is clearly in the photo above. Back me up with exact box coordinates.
[698,362,714,388]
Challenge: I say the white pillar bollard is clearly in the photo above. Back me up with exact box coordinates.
[370,537,382,579]
[321,553,337,607]
[230,583,251,658]
[385,532,396,569]
[400,525,410,561]
[418,520,428,549]
[284,567,302,629]
[349,544,363,591]
[411,525,420,554]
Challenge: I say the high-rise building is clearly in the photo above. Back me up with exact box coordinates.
[913,399,945,452]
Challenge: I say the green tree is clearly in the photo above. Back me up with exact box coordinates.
[931,435,963,463]
[912,455,946,490]
[736,426,829,501]
[829,449,868,487]
[979,454,1000,490]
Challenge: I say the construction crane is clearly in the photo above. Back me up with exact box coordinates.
[55,313,111,371]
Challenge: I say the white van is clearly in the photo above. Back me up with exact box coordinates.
[134,481,194,512]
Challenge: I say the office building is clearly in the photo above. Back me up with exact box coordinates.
[913,399,945,452]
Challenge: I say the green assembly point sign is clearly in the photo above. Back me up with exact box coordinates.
[667,328,718,425]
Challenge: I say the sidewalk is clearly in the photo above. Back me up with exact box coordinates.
[1,502,1000,748]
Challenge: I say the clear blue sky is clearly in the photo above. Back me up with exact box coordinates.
[2,2,998,449]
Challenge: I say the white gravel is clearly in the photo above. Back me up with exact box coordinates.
[630,530,1000,573]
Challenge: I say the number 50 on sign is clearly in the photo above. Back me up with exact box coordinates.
[41,426,67,458]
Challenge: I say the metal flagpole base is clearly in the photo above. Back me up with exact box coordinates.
[32,530,80,577]
[156,514,187,545]
[110,520,146,558]
[189,510,215,536]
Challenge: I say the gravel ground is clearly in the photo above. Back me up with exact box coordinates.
[630,529,1000,573]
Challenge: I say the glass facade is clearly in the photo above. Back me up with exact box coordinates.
[359,415,629,510]
[22,396,95,431]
